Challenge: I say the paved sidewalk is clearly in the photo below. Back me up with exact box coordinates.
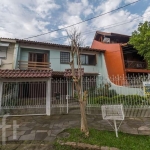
[0,114,150,143]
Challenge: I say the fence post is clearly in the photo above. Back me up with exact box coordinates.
[46,78,51,116]
[0,80,3,111]
[66,79,69,114]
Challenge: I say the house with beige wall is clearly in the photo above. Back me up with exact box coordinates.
[0,38,18,69]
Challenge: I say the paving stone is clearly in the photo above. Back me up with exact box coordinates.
[48,130,51,136]
[44,136,56,142]
[138,126,150,131]
[17,126,32,131]
[127,119,145,128]
[138,126,150,135]
[1,114,150,144]
[35,132,48,140]
[31,130,36,134]
[122,128,138,135]
[24,130,32,135]
[42,124,49,127]
[7,135,20,141]
[36,130,47,132]
[51,129,61,135]
[49,124,54,128]
[54,123,63,128]
[16,131,26,136]
[19,133,35,140]
[5,131,13,137]
[52,126,61,130]
[25,123,36,128]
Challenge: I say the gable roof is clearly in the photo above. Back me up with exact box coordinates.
[0,38,105,52]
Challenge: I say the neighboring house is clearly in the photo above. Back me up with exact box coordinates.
[0,38,17,69]
[91,31,150,78]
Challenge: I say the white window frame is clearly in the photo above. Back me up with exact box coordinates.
[0,47,7,59]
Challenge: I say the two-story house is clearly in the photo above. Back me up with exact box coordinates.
[91,31,150,79]
[0,38,106,115]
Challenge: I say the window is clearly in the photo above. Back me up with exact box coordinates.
[29,53,48,62]
[0,47,7,59]
[60,52,70,64]
[80,54,96,65]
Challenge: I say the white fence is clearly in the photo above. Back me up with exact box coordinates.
[0,80,47,116]
[0,75,150,116]
[51,76,150,117]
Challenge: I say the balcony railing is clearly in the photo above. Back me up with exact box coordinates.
[18,61,51,70]
[124,60,147,69]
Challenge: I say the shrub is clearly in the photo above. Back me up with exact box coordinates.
[89,94,149,106]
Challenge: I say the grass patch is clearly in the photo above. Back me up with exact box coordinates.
[55,128,150,150]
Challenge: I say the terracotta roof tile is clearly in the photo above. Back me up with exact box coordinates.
[0,69,52,78]
[64,68,84,77]
[0,69,98,79]
[53,71,98,76]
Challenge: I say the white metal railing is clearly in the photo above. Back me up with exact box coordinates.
[1,75,150,116]
[1,81,46,109]
[51,76,150,111]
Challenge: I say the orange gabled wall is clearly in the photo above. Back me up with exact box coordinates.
[91,40,125,77]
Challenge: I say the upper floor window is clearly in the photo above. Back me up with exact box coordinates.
[29,53,48,62]
[80,54,96,65]
[0,47,7,59]
[60,52,70,64]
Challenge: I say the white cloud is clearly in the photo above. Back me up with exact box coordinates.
[143,6,150,21]
[91,9,140,36]
[83,8,93,16]
[0,0,60,41]
[95,0,122,13]
[124,0,137,3]
[66,0,93,17]
[67,2,82,16]
[81,0,89,7]
[0,0,150,46]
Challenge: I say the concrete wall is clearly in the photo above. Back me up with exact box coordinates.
[91,40,125,77]
[97,54,143,96]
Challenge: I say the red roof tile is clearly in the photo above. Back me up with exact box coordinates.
[0,70,52,78]
[53,71,98,76]
[64,68,84,77]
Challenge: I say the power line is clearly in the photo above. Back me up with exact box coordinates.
[23,0,141,40]
[45,12,150,43]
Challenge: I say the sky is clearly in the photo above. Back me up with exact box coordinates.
[0,0,150,46]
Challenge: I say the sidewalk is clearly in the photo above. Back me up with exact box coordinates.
[0,114,150,143]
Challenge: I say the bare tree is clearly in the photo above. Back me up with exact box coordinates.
[67,28,89,137]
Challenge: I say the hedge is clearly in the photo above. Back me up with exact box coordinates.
[88,95,150,106]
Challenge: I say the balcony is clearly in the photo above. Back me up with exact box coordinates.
[124,60,147,69]
[18,61,51,70]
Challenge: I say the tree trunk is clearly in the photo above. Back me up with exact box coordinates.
[76,82,89,137]
[80,100,89,136]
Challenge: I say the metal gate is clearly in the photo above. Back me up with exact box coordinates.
[0,80,47,116]
[51,78,79,114]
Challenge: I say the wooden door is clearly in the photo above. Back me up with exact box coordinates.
[28,53,37,69]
